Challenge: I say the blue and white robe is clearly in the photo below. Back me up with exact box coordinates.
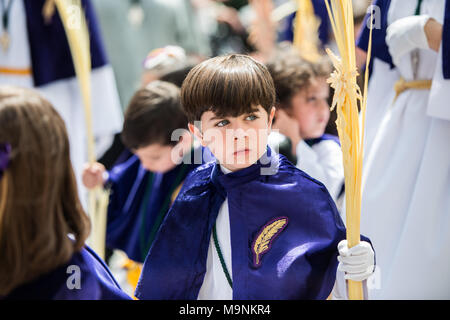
[358,0,450,299]
[0,0,123,205]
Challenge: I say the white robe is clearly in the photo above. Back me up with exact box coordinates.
[362,58,399,160]
[197,165,233,300]
[268,132,344,203]
[0,0,123,207]
[295,139,344,203]
[361,0,450,299]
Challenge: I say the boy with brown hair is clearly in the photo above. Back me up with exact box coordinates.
[135,54,374,300]
[267,51,345,203]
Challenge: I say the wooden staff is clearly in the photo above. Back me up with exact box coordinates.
[324,0,373,300]
[54,0,109,259]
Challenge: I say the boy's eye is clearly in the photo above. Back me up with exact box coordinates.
[245,114,258,121]
[215,119,230,127]
[307,97,317,103]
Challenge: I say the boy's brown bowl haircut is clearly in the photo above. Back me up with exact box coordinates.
[121,81,188,150]
[181,54,276,123]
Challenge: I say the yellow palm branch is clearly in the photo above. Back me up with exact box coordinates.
[54,0,109,259]
[324,0,373,300]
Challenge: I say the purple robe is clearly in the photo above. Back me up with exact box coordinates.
[135,147,371,300]
[23,0,108,86]
[4,246,131,300]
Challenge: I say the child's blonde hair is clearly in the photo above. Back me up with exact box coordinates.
[0,86,90,296]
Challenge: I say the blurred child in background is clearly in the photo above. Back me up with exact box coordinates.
[0,86,130,300]
[267,49,344,205]
[82,81,207,296]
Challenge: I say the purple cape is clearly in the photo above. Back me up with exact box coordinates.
[135,148,370,300]
[23,0,108,86]
[4,246,131,300]
[106,150,204,263]
[278,0,330,47]
[356,0,394,69]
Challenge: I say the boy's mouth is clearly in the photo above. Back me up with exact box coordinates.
[233,148,250,156]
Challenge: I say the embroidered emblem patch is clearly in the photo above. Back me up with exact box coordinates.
[252,216,289,268]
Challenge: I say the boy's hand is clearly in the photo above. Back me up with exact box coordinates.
[424,18,443,52]
[337,240,375,282]
[82,162,107,189]
[273,109,302,154]
[386,14,430,66]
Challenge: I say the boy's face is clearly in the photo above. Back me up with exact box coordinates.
[289,77,330,139]
[134,143,177,173]
[189,105,275,172]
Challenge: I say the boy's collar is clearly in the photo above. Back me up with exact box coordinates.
[211,146,278,193]
[219,164,233,175]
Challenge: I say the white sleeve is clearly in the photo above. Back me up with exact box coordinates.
[295,140,344,200]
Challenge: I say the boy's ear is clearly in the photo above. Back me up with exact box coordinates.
[180,130,193,147]
[188,123,206,146]
[268,106,276,131]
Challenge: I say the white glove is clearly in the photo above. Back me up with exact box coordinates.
[386,14,431,66]
[337,240,375,282]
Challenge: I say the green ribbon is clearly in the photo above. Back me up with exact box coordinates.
[212,223,233,289]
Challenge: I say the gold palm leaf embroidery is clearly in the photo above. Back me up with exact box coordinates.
[252,217,289,267]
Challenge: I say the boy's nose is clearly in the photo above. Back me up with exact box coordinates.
[319,99,330,113]
[231,128,249,140]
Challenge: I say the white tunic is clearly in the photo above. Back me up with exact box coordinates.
[295,139,344,203]
[268,132,344,203]
[0,0,123,206]
[362,59,399,160]
[197,166,233,300]
[361,0,450,299]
